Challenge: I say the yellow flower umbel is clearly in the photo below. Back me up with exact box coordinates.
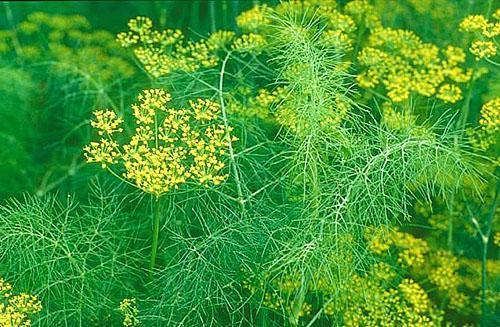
[468,97,500,151]
[357,27,470,104]
[391,231,430,268]
[0,277,42,327]
[235,5,271,32]
[343,274,443,326]
[231,33,267,54]
[117,16,220,78]
[119,298,139,327]
[84,88,232,197]
[436,83,462,104]
[460,13,499,62]
[84,88,234,273]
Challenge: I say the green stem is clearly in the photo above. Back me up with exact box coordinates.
[447,68,477,252]
[447,211,454,251]
[480,236,488,326]
[480,179,499,326]
[149,196,161,278]
[219,51,246,215]
[455,58,479,134]
[468,177,499,326]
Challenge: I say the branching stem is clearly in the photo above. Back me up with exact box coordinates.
[467,178,499,326]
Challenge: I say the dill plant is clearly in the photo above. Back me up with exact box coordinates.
[84,88,236,275]
[86,2,488,325]
[236,7,480,325]
[0,1,499,326]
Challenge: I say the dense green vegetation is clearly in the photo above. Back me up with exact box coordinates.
[0,1,498,326]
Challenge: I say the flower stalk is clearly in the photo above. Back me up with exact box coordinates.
[149,195,161,278]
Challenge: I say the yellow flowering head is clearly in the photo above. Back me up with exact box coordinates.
[494,9,500,20]
[119,298,139,327]
[117,16,219,78]
[382,103,417,131]
[469,40,497,60]
[365,226,392,255]
[128,16,153,34]
[429,251,460,292]
[459,15,489,33]
[357,27,467,103]
[85,89,234,197]
[344,0,382,29]
[91,110,124,135]
[478,98,500,132]
[436,83,462,103]
[469,97,500,150]
[0,277,42,326]
[321,30,353,52]
[322,9,357,34]
[391,231,429,268]
[206,30,235,50]
[231,33,267,54]
[84,139,120,169]
[236,5,271,32]
[398,279,430,313]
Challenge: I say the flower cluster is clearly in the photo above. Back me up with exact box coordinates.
[234,1,364,55]
[235,5,271,32]
[343,274,443,326]
[460,11,500,61]
[357,28,470,103]
[231,33,267,54]
[84,89,234,197]
[495,232,500,247]
[392,231,430,268]
[1,277,42,327]
[343,0,382,30]
[365,226,391,254]
[227,87,283,122]
[117,16,220,78]
[366,228,432,268]
[206,30,235,50]
[280,94,351,135]
[468,97,500,151]
[119,298,139,327]
[429,251,460,292]
[381,103,417,132]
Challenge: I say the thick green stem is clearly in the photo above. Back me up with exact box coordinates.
[149,196,161,278]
